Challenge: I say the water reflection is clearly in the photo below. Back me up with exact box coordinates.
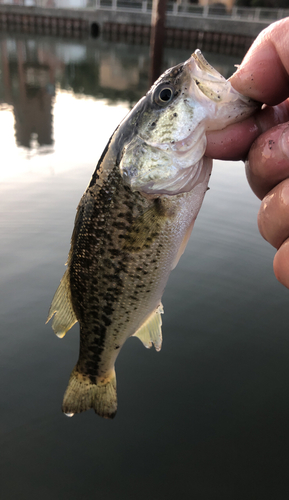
[0,33,242,156]
[2,32,289,499]
[1,38,54,150]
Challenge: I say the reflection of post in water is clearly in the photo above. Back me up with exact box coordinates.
[0,39,56,150]
[15,40,54,149]
[149,0,167,86]
[0,40,12,106]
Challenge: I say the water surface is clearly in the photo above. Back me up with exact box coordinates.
[1,33,289,499]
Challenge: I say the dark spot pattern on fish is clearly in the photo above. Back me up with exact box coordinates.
[68,157,165,379]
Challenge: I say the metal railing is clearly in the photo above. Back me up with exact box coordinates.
[92,1,289,22]
[1,0,288,23]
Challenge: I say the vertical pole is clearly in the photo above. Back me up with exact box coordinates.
[142,0,147,13]
[231,6,237,19]
[254,8,261,21]
[1,40,12,105]
[149,0,167,85]
[203,4,209,17]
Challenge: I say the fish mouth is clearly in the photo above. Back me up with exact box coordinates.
[131,156,209,196]
[188,49,227,84]
[121,50,258,196]
[148,124,206,158]
[143,50,222,163]
[146,48,257,161]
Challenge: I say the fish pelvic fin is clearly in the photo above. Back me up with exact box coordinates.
[46,269,77,338]
[133,303,163,352]
[62,367,117,419]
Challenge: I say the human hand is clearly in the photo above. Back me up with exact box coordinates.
[205,18,289,288]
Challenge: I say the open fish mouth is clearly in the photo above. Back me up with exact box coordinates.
[119,50,258,197]
[146,50,257,158]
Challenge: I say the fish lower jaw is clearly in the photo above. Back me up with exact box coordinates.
[172,127,205,155]
[134,156,209,196]
[147,125,208,169]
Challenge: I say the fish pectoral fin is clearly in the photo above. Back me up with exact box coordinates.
[46,269,77,338]
[133,303,164,352]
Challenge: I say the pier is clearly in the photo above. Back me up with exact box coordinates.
[0,2,288,55]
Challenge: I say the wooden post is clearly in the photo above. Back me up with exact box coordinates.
[149,0,167,85]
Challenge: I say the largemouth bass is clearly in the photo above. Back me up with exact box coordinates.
[47,50,257,418]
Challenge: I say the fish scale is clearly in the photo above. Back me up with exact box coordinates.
[47,50,258,418]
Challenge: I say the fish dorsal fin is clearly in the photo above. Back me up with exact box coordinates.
[133,304,164,352]
[46,270,77,338]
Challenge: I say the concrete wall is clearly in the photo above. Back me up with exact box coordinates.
[0,4,273,38]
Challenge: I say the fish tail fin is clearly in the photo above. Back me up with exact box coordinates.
[62,366,117,419]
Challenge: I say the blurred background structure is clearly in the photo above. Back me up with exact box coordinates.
[0,0,288,37]
[1,0,289,9]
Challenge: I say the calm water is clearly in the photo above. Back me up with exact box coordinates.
[1,32,289,499]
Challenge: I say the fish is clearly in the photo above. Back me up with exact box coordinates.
[47,50,257,419]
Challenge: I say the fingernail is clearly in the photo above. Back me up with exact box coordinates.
[279,124,289,160]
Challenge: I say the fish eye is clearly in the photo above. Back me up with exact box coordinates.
[159,88,173,102]
[154,85,174,106]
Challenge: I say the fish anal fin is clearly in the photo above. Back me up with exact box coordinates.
[46,269,77,338]
[62,367,117,419]
[171,220,195,270]
[133,303,164,352]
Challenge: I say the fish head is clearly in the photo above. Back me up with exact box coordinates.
[119,50,258,196]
